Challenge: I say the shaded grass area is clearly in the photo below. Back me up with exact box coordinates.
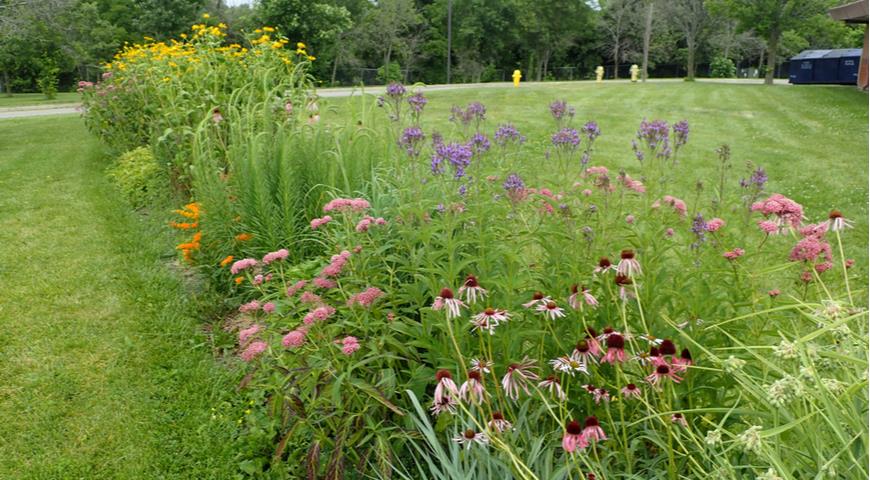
[0,116,238,478]
[0,92,79,108]
[325,81,869,277]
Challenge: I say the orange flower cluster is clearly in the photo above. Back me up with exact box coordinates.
[171,203,202,262]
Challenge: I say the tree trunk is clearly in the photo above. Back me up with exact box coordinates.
[542,49,550,80]
[613,45,619,80]
[2,71,9,96]
[331,56,339,86]
[687,37,696,80]
[642,1,653,82]
[764,29,779,85]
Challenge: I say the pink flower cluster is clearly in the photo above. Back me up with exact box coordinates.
[239,300,261,313]
[239,324,262,344]
[723,248,745,260]
[313,277,337,289]
[620,174,645,193]
[347,287,384,308]
[310,215,332,229]
[299,291,324,304]
[230,258,258,274]
[303,305,336,325]
[790,236,832,264]
[339,336,361,355]
[262,248,289,264]
[240,341,268,361]
[286,280,308,297]
[282,328,307,349]
[355,216,387,233]
[262,302,276,313]
[706,218,725,232]
[323,198,371,213]
[652,195,687,217]
[321,250,352,277]
[751,193,804,229]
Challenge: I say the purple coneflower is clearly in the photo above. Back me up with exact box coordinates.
[488,411,513,433]
[671,413,688,428]
[617,250,642,277]
[562,420,589,453]
[602,333,627,364]
[572,340,597,365]
[453,428,488,448]
[522,291,550,309]
[646,364,683,387]
[434,370,459,405]
[538,375,567,401]
[593,257,615,274]
[470,307,510,335]
[536,300,566,320]
[672,348,693,373]
[594,388,611,404]
[549,355,588,376]
[501,358,539,400]
[621,383,642,399]
[568,284,598,310]
[582,416,607,442]
[459,274,488,304]
[826,210,853,232]
[615,274,634,302]
[432,288,466,319]
[459,370,488,403]
[469,358,493,374]
[584,328,602,357]
[659,339,677,357]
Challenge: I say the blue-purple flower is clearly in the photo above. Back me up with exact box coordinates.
[494,124,526,147]
[552,128,581,149]
[582,121,601,142]
[468,133,491,155]
[408,92,427,113]
[432,142,473,178]
[399,127,425,157]
[672,120,689,147]
[386,82,406,98]
[550,100,575,122]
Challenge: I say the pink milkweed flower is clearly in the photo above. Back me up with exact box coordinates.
[665,227,675,237]
[303,305,336,325]
[458,274,488,304]
[239,324,261,344]
[323,197,371,213]
[593,388,611,404]
[339,336,360,355]
[239,300,261,313]
[310,216,332,229]
[582,189,593,197]
[658,195,688,217]
[617,249,642,278]
[537,300,566,320]
[751,193,804,229]
[562,420,589,453]
[299,291,323,305]
[471,308,510,335]
[282,328,307,348]
[320,250,352,277]
[262,302,276,313]
[800,270,813,283]
[347,287,384,308]
[522,291,550,309]
[582,416,607,443]
[572,340,598,365]
[313,277,337,289]
[646,364,684,387]
[286,280,308,297]
[230,258,258,275]
[501,358,539,401]
[790,236,832,263]
[434,369,459,405]
[550,355,588,376]
[568,284,598,310]
[252,274,265,286]
[538,375,567,401]
[240,341,268,361]
[826,210,853,232]
[672,348,693,373]
[488,412,513,433]
[469,358,494,374]
[432,288,466,319]
[757,220,780,235]
[355,216,383,233]
[262,248,289,264]
[453,429,488,448]
[585,166,609,176]
[815,261,833,273]
[625,214,636,224]
[621,383,642,399]
[768,289,781,297]
[799,222,828,238]
[846,259,855,268]
[706,218,725,232]
[723,248,745,260]
[459,370,488,403]
[671,413,688,428]
[602,334,627,364]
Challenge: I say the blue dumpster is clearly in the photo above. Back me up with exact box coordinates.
[834,48,862,84]
[789,50,830,84]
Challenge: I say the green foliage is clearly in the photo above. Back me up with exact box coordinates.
[106,147,168,209]
[377,61,403,83]
[36,58,59,99]
[709,56,737,78]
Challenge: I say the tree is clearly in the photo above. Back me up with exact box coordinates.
[599,0,636,80]
[257,0,352,48]
[712,0,830,84]
[359,0,421,73]
[665,0,709,80]
[641,0,654,82]
[518,0,594,81]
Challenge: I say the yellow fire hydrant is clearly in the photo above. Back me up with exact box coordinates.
[630,64,640,82]
[595,66,604,83]
[512,69,522,87]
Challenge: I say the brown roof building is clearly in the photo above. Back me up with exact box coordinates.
[829,0,869,89]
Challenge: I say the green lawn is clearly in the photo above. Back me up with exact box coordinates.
[0,92,79,108]
[326,81,869,273]
[0,116,238,478]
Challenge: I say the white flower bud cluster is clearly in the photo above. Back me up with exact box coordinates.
[773,340,798,359]
[757,468,783,480]
[766,375,804,407]
[723,355,746,373]
[737,425,764,453]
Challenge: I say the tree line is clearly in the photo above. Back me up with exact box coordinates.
[0,0,863,94]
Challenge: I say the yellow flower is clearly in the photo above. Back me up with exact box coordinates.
[296,42,306,49]
[307,55,316,61]
[271,41,283,49]
[202,13,210,19]
[263,26,275,33]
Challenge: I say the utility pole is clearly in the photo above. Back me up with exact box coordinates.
[446,0,452,84]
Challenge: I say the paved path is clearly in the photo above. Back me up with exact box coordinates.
[0,79,794,119]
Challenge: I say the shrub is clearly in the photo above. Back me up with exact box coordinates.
[37,57,59,99]
[710,56,737,78]
[377,62,403,84]
[106,147,169,209]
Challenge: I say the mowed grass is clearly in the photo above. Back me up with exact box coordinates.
[325,81,869,277]
[0,115,238,478]
[0,92,79,108]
